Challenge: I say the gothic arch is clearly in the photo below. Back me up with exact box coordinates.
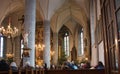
[50,1,91,60]
[50,1,88,33]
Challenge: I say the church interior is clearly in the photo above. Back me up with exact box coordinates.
[0,0,120,74]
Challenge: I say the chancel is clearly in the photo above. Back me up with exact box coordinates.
[0,0,119,74]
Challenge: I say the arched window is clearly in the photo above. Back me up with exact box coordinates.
[64,32,69,56]
[0,36,4,57]
[78,28,84,56]
[59,25,70,57]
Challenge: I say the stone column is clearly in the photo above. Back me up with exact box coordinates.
[14,36,21,66]
[52,32,58,65]
[43,20,50,68]
[90,0,98,66]
[90,0,95,46]
[24,0,36,67]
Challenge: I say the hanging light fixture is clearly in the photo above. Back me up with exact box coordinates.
[35,43,45,51]
[0,18,18,38]
[6,52,14,59]
[0,0,18,38]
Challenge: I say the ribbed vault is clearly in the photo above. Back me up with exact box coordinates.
[50,0,88,33]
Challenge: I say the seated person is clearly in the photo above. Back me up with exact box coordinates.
[84,62,91,69]
[0,59,10,71]
[43,63,48,70]
[24,61,33,69]
[95,61,104,69]
[10,61,18,71]
[66,61,78,70]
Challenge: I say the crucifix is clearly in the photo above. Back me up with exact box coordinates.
[18,15,24,25]
[18,15,25,33]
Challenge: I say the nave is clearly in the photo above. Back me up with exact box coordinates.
[0,0,120,74]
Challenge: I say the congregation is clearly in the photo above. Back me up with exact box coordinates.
[0,59,104,71]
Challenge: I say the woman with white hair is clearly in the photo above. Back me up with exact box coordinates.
[24,61,33,69]
[10,61,18,71]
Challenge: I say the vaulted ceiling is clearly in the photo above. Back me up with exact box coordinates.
[0,0,90,34]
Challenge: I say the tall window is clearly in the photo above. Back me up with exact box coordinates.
[78,28,84,56]
[21,39,24,58]
[64,32,69,56]
[0,36,4,57]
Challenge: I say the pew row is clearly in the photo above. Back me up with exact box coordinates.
[46,69,105,74]
[0,69,105,74]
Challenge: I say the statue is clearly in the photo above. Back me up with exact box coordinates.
[21,32,31,67]
[22,32,29,47]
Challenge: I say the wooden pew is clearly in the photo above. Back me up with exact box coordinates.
[46,69,83,74]
[0,71,9,74]
[25,69,34,74]
[0,69,105,74]
[83,69,105,74]
[40,69,45,74]
[0,70,12,74]
[45,69,105,74]
[35,69,40,74]
[12,70,24,74]
[67,70,84,74]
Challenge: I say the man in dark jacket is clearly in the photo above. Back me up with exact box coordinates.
[0,59,10,71]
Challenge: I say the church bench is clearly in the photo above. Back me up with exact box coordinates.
[0,69,105,74]
[83,69,105,74]
[0,70,12,74]
[0,71,9,74]
[35,69,39,74]
[46,69,105,74]
[12,69,41,74]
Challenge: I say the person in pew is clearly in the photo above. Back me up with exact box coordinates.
[0,59,10,71]
[50,64,55,69]
[62,62,70,70]
[84,62,91,69]
[80,62,91,69]
[70,61,78,70]
[24,61,34,69]
[10,61,18,71]
[43,63,48,70]
[95,61,104,69]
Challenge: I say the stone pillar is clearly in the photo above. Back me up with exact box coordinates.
[52,32,58,65]
[90,0,98,66]
[14,36,21,66]
[43,20,50,68]
[90,0,95,46]
[24,0,36,67]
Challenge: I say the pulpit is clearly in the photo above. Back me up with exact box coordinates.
[22,47,31,67]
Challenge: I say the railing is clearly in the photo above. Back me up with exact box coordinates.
[0,69,105,74]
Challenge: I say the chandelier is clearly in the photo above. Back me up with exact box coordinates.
[6,53,14,59]
[50,50,55,56]
[35,43,45,51]
[0,18,18,38]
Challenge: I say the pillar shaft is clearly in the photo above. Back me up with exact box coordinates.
[43,20,50,68]
[24,0,36,67]
[14,37,21,66]
[53,33,58,65]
